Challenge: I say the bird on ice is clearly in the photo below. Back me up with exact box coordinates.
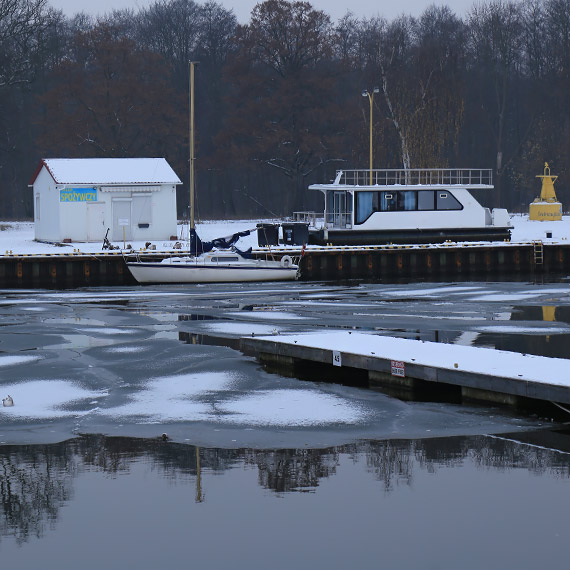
[2,395,14,407]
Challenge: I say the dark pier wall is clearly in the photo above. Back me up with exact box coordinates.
[300,243,565,281]
[0,242,565,288]
[0,253,137,289]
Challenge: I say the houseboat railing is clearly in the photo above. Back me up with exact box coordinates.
[293,211,319,226]
[325,211,352,229]
[336,169,493,187]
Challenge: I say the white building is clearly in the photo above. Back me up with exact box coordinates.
[30,158,182,243]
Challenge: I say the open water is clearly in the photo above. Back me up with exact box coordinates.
[1,280,570,569]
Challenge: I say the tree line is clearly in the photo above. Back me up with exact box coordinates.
[1,0,570,220]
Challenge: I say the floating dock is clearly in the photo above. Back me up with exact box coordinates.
[241,331,570,412]
[0,240,565,288]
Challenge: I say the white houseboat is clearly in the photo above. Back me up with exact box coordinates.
[307,168,512,245]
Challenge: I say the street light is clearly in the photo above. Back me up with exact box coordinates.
[362,87,379,185]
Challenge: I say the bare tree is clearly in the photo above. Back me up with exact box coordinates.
[135,0,203,87]
[37,24,186,161]
[0,0,49,87]
[544,0,570,80]
[522,0,546,80]
[467,0,524,206]
[378,15,416,170]
[197,0,237,67]
[222,0,342,210]
[333,11,360,65]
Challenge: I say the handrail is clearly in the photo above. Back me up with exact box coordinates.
[326,168,493,187]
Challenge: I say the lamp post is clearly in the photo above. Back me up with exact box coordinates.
[362,87,379,185]
[189,61,196,233]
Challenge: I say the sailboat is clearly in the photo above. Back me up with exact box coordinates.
[126,62,299,284]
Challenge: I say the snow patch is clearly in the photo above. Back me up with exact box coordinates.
[106,346,147,354]
[203,322,283,336]
[0,380,107,419]
[103,372,237,422]
[0,355,40,367]
[216,389,369,426]
[226,311,307,320]
[468,293,541,302]
[474,325,570,334]
[78,327,137,335]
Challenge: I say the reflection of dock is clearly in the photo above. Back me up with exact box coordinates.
[241,331,570,411]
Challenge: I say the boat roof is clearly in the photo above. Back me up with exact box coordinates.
[309,168,494,191]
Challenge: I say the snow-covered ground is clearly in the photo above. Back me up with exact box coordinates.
[0,219,262,255]
[508,213,570,242]
[0,213,568,255]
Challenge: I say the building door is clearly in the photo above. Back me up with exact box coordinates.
[87,202,106,242]
[112,199,132,241]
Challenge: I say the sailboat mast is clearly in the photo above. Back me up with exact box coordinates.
[189,61,196,232]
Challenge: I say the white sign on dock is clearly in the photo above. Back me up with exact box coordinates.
[391,360,405,377]
[118,218,130,226]
[333,350,342,367]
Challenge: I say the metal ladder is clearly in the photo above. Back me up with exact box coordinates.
[533,241,544,266]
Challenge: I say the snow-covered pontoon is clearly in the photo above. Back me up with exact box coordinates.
[307,168,512,245]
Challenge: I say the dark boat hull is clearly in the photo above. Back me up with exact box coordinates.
[308,227,512,246]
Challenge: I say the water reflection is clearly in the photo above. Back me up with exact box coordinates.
[542,305,556,321]
[2,429,570,545]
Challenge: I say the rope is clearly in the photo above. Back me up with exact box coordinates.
[551,401,570,416]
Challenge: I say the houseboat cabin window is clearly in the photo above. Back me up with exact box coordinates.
[417,190,435,210]
[436,192,462,210]
[355,189,462,224]
[356,191,374,224]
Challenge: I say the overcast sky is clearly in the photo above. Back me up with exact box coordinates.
[48,0,477,23]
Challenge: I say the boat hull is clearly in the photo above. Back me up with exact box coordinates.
[126,261,298,284]
[308,226,512,246]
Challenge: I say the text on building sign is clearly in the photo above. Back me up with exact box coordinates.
[60,188,97,202]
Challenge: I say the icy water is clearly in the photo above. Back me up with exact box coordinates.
[1,280,570,569]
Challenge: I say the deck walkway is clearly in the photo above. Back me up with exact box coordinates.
[241,331,570,408]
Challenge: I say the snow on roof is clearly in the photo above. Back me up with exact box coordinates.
[32,158,182,186]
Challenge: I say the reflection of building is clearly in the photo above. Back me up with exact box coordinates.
[30,158,181,243]
[529,162,562,221]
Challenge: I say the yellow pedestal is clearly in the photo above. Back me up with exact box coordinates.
[530,163,563,220]
[529,201,562,220]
